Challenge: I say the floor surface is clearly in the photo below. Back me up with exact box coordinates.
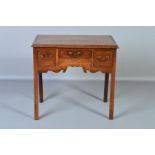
[0,80,155,129]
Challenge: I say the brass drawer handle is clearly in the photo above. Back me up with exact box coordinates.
[96,55,110,62]
[67,51,83,58]
[40,53,52,59]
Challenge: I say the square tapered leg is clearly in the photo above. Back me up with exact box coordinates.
[109,52,116,120]
[34,50,39,120]
[39,73,43,103]
[104,73,109,102]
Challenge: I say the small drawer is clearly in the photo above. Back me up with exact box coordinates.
[59,49,92,59]
[39,52,53,60]
[37,48,56,68]
[93,49,113,68]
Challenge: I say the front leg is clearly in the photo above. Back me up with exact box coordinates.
[109,52,117,120]
[33,49,39,120]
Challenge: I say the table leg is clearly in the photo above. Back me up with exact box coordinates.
[39,73,43,103]
[109,52,116,120]
[34,51,39,120]
[104,73,109,102]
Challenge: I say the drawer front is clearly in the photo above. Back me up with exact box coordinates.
[93,49,114,68]
[37,48,56,68]
[59,49,92,59]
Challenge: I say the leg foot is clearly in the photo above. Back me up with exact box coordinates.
[109,112,114,120]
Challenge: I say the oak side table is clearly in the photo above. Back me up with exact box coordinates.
[32,35,119,120]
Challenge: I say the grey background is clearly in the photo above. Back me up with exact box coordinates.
[0,26,155,80]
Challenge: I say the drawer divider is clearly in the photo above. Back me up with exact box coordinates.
[56,48,59,66]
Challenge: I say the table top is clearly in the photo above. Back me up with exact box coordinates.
[32,35,119,48]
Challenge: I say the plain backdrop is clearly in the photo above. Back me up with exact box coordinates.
[0,26,155,80]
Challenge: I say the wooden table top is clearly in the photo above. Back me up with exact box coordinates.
[32,35,119,48]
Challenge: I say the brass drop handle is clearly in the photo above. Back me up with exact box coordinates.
[40,53,52,59]
[68,51,73,56]
[77,51,82,55]
[97,55,110,62]
[67,51,82,58]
